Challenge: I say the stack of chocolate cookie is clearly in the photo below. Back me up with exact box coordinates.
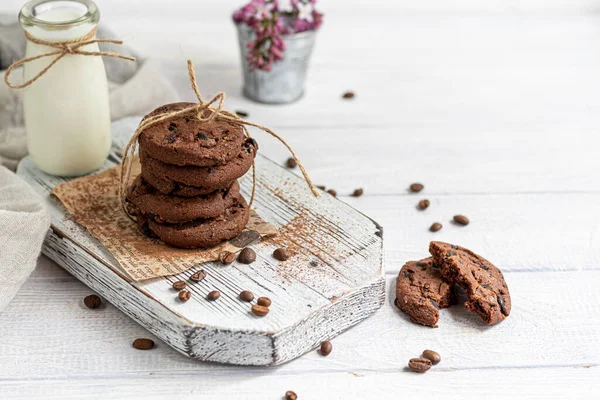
[126,102,258,249]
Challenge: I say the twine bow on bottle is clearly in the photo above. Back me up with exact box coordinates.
[4,27,136,89]
[119,59,320,220]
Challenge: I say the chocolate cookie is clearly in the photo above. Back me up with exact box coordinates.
[429,241,511,325]
[396,258,455,328]
[140,163,233,197]
[139,137,257,189]
[138,102,246,167]
[126,176,241,223]
[137,196,250,249]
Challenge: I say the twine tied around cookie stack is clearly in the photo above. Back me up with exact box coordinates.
[119,60,320,219]
[4,27,136,89]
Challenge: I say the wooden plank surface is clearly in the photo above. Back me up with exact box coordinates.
[1,0,599,397]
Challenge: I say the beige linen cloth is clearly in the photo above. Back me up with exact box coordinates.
[0,17,179,312]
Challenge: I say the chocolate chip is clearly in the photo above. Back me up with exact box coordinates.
[285,391,298,400]
[430,222,442,232]
[416,261,426,267]
[220,251,236,264]
[238,248,256,264]
[132,338,155,350]
[480,265,490,271]
[83,295,101,309]
[239,290,254,302]
[190,270,207,282]
[207,290,220,301]
[235,110,248,118]
[286,157,297,168]
[251,304,269,316]
[165,133,177,143]
[167,122,177,131]
[446,251,456,257]
[178,290,191,302]
[408,357,432,373]
[197,132,209,140]
[352,188,364,197]
[453,215,470,225]
[273,248,289,261]
[342,91,355,99]
[497,295,508,315]
[422,350,441,365]
[327,189,337,197]
[172,281,186,290]
[418,199,430,210]
[410,183,424,193]
[320,340,333,356]
[257,297,271,307]
[423,283,430,291]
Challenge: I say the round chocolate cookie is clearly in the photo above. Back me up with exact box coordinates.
[140,137,257,189]
[126,176,241,223]
[138,102,247,167]
[140,163,233,197]
[137,196,250,249]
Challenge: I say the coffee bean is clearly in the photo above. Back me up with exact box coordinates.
[453,215,470,226]
[410,183,424,193]
[251,304,269,316]
[327,189,337,197]
[178,290,191,302]
[239,290,254,302]
[273,248,290,261]
[83,294,102,309]
[320,340,333,356]
[132,338,154,350]
[220,251,236,264]
[408,357,432,373]
[238,248,256,264]
[342,91,355,99]
[286,157,297,168]
[316,185,326,190]
[285,391,298,400]
[422,350,441,365]
[430,222,442,232]
[207,290,220,301]
[189,269,206,282]
[172,281,186,290]
[352,188,364,197]
[235,110,248,118]
[418,199,430,210]
[257,297,271,307]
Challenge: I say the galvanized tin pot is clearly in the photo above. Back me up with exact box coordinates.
[236,23,317,104]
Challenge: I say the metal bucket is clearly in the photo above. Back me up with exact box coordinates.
[236,23,317,104]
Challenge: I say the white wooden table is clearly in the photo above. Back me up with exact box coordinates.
[1,0,599,398]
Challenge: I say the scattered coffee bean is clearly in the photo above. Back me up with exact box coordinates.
[189,270,207,282]
[83,294,102,309]
[251,304,270,316]
[257,297,272,307]
[238,248,256,264]
[410,183,424,193]
[286,157,297,169]
[422,349,441,365]
[239,290,254,302]
[132,338,155,350]
[342,91,355,99]
[220,251,236,264]
[285,391,298,400]
[327,189,337,197]
[172,281,186,290]
[453,215,470,226]
[408,357,432,373]
[430,222,442,232]
[418,199,430,210]
[273,248,290,261]
[235,110,248,118]
[178,290,191,302]
[207,290,220,301]
[320,340,333,356]
[352,188,364,197]
[316,185,326,190]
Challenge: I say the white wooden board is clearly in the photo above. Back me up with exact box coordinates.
[15,118,385,366]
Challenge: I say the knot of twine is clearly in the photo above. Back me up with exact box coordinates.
[119,60,319,219]
[4,27,136,89]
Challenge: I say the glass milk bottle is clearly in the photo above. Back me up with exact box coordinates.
[19,0,111,176]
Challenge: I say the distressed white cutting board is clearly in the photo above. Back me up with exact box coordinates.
[16,117,385,366]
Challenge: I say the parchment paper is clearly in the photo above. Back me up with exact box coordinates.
[52,161,276,281]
